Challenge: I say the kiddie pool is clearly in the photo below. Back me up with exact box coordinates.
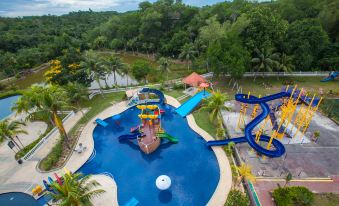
[79,103,220,205]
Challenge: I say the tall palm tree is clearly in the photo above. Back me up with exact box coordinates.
[236,163,256,185]
[0,120,27,150]
[48,172,105,206]
[157,57,171,81]
[12,85,71,146]
[80,51,106,89]
[64,82,88,114]
[200,91,230,123]
[251,48,279,79]
[120,64,132,87]
[277,53,295,73]
[103,55,125,87]
[179,43,197,70]
[284,172,292,187]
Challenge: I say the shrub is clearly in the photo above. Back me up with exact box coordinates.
[225,189,250,206]
[39,136,64,171]
[272,186,314,206]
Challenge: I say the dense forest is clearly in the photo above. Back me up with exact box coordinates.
[0,0,338,80]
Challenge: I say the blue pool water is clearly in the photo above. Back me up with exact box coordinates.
[0,192,39,206]
[79,104,220,206]
[0,95,20,120]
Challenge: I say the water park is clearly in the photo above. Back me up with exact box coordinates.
[0,72,338,206]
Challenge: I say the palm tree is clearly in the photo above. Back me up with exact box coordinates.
[216,117,225,140]
[179,43,197,70]
[236,163,256,185]
[120,64,132,87]
[0,120,27,150]
[251,48,279,79]
[157,57,170,81]
[64,82,88,115]
[225,142,235,156]
[12,85,71,146]
[102,55,125,87]
[80,51,106,90]
[277,53,295,73]
[200,91,230,123]
[48,172,105,206]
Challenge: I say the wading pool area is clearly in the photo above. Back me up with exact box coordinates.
[79,103,221,205]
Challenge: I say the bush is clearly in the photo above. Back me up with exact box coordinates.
[225,189,250,206]
[39,136,64,171]
[272,186,314,206]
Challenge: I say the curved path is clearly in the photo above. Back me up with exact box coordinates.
[207,92,291,158]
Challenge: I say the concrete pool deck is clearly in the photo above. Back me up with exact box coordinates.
[0,95,232,206]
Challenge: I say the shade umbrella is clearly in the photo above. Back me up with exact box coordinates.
[156,175,171,190]
[199,82,209,96]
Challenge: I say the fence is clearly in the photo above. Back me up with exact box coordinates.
[219,71,330,77]
[22,111,75,161]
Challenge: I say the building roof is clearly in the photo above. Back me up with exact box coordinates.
[182,72,207,87]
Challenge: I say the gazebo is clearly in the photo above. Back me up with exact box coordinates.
[182,72,207,87]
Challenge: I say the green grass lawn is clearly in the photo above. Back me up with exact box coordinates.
[192,109,217,137]
[312,193,339,206]
[213,76,339,98]
[164,88,184,98]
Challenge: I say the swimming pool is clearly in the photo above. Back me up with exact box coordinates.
[0,95,20,120]
[0,192,39,206]
[79,104,220,205]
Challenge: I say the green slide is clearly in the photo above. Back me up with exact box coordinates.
[157,133,179,143]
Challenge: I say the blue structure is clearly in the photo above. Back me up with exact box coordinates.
[207,92,293,158]
[95,118,108,127]
[176,90,211,117]
[124,197,139,206]
[118,132,145,141]
[140,87,165,104]
[321,71,339,82]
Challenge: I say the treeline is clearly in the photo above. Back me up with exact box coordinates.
[0,0,338,79]
[0,11,116,77]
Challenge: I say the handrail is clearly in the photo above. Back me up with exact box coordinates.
[22,111,75,161]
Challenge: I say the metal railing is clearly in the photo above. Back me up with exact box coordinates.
[22,111,75,161]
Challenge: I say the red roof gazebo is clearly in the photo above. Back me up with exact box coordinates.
[182,72,207,87]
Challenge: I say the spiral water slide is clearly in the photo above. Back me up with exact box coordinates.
[207,92,291,158]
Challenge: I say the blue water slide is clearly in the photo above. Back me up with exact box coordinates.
[207,92,289,158]
[176,91,211,117]
[96,118,108,127]
[118,132,144,141]
[321,71,339,82]
[141,88,165,104]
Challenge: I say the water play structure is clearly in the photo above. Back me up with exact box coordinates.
[321,71,339,82]
[120,88,178,154]
[207,85,322,158]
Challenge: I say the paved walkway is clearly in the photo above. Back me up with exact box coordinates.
[254,177,339,206]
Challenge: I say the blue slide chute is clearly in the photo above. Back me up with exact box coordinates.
[207,92,290,158]
[321,71,339,82]
[141,88,165,104]
[176,91,211,117]
[118,132,144,141]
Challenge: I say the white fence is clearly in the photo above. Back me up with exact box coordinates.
[220,71,330,77]
[22,111,75,161]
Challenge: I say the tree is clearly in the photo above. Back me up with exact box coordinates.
[12,85,71,146]
[179,43,197,70]
[64,82,88,113]
[216,117,225,140]
[201,91,230,123]
[236,163,256,185]
[80,51,106,89]
[132,60,151,83]
[0,120,27,150]
[157,57,170,81]
[244,6,288,50]
[120,64,132,87]
[225,189,250,206]
[251,48,280,75]
[102,55,125,87]
[48,172,105,206]
[276,53,295,73]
